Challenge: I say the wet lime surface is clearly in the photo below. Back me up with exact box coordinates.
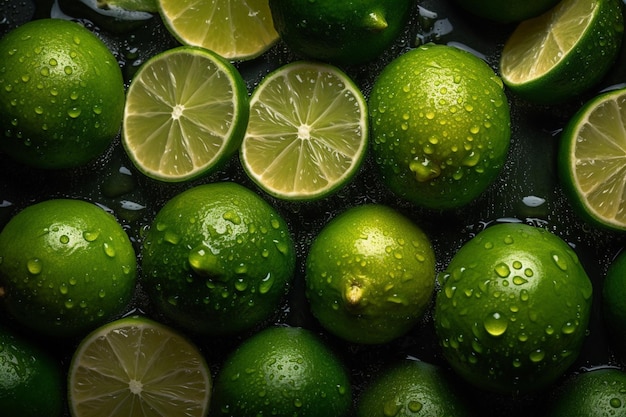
[2,0,626,416]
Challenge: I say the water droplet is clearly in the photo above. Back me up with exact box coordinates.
[83,231,99,242]
[59,234,70,244]
[103,242,116,258]
[163,231,180,245]
[98,289,106,298]
[189,245,223,279]
[222,210,241,225]
[27,258,42,275]
[610,398,622,408]
[494,262,510,278]
[259,273,274,294]
[59,282,69,295]
[552,252,568,271]
[64,66,73,75]
[529,349,545,363]
[484,312,508,336]
[67,107,81,118]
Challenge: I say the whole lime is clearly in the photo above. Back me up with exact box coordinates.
[0,18,125,169]
[211,326,352,417]
[305,204,436,344]
[545,368,626,417]
[268,0,413,65]
[0,199,137,338]
[0,325,64,417]
[454,0,561,23]
[369,43,511,210]
[141,182,296,336]
[433,222,592,394]
[357,358,474,417]
[602,248,626,358]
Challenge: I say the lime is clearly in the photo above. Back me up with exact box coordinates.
[356,358,473,417]
[240,61,368,201]
[158,0,278,61]
[433,222,593,394]
[545,368,626,417]
[558,87,626,232]
[305,204,436,344]
[453,0,560,23]
[500,0,624,104]
[142,182,296,336]
[602,248,626,357]
[211,326,352,417]
[0,199,137,338]
[0,325,64,417]
[0,18,125,169]
[369,43,511,210]
[68,315,211,417]
[268,0,413,65]
[122,46,249,182]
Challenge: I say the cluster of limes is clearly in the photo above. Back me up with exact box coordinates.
[1,0,626,416]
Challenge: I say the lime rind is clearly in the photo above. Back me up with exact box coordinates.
[241,61,369,201]
[158,0,278,61]
[122,46,249,182]
[68,316,211,417]
[559,87,626,231]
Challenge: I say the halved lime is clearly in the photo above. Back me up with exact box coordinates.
[558,87,626,231]
[240,61,368,201]
[122,46,249,182]
[68,316,211,417]
[500,0,623,104]
[158,0,278,61]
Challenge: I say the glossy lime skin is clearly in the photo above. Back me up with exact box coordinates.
[369,44,511,210]
[142,182,296,336]
[211,326,352,417]
[0,326,64,417]
[603,249,626,358]
[545,368,626,417]
[305,204,436,344]
[0,18,125,169]
[357,359,474,417]
[269,0,413,65]
[434,223,592,394]
[0,199,137,338]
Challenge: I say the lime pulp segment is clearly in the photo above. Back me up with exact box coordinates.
[241,61,368,200]
[69,317,211,417]
[562,88,626,229]
[123,46,248,182]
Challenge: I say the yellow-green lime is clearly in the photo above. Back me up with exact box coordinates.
[434,222,593,394]
[369,43,511,210]
[0,199,137,338]
[211,326,352,417]
[602,248,626,357]
[0,325,64,417]
[122,46,249,182]
[141,182,296,335]
[305,204,436,344]
[268,0,413,65]
[356,358,473,417]
[545,368,626,417]
[453,0,560,23]
[500,0,624,104]
[0,18,125,169]
[240,61,368,201]
[558,87,626,231]
[68,315,211,417]
[158,0,278,61]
